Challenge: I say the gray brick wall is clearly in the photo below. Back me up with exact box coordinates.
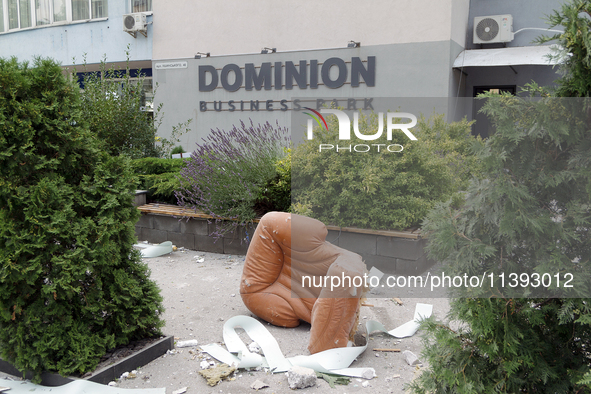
[135,212,436,275]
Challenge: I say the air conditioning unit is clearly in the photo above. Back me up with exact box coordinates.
[123,12,147,37]
[473,15,514,44]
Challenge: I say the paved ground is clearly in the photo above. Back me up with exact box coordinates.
[3,246,449,394]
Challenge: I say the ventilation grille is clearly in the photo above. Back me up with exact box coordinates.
[476,18,500,42]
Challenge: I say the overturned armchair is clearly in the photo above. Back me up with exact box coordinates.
[240,211,369,354]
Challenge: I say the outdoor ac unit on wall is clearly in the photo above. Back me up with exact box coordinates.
[473,15,514,44]
[123,12,147,38]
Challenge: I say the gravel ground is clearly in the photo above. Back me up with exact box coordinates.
[113,247,450,394]
[2,247,450,394]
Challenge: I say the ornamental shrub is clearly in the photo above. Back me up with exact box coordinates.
[131,157,187,204]
[411,96,591,393]
[410,2,591,391]
[291,111,481,230]
[75,50,192,159]
[0,57,164,381]
[77,55,160,159]
[254,148,292,215]
[176,120,290,236]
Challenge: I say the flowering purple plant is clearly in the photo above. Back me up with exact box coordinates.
[176,120,290,239]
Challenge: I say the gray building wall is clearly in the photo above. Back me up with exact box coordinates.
[153,40,464,152]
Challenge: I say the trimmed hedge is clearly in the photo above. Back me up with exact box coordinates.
[0,57,164,381]
[292,112,481,231]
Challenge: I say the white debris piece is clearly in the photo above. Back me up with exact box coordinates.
[248,341,262,354]
[362,368,376,379]
[107,381,117,386]
[200,360,210,369]
[287,366,316,390]
[362,380,370,388]
[251,379,269,390]
[172,387,188,394]
[403,350,421,366]
[176,339,198,348]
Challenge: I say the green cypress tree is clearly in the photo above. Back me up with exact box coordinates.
[0,57,164,381]
[410,1,591,392]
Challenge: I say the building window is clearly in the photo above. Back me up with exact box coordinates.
[131,0,151,13]
[8,0,32,29]
[53,0,65,22]
[1,0,106,32]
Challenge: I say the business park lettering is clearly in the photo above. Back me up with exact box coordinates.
[198,56,375,112]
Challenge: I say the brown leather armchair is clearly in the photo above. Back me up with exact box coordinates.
[240,212,367,354]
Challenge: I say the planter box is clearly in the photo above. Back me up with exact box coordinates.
[135,204,256,255]
[0,335,173,387]
[135,204,436,275]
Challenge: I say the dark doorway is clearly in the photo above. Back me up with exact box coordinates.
[472,85,516,138]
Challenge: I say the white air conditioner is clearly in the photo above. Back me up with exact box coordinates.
[473,15,514,44]
[123,12,147,37]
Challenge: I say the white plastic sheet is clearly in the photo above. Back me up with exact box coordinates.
[139,241,173,258]
[201,302,433,379]
[0,378,164,394]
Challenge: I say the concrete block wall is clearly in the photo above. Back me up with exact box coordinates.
[136,212,435,275]
[327,229,435,276]
[135,213,256,255]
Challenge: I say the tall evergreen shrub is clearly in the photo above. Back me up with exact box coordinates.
[411,1,591,391]
[0,58,164,380]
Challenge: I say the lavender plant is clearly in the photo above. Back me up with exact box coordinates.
[176,120,290,238]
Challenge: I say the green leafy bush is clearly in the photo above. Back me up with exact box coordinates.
[170,145,185,156]
[292,112,480,230]
[254,148,292,215]
[176,121,290,236]
[411,2,591,391]
[75,49,192,159]
[77,55,159,159]
[131,157,187,204]
[411,96,591,393]
[0,57,164,381]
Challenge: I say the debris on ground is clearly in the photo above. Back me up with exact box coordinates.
[315,372,351,388]
[250,379,269,390]
[120,370,138,380]
[287,366,316,390]
[176,339,198,348]
[248,341,262,354]
[403,350,421,366]
[198,363,236,386]
[172,387,188,394]
[392,297,404,305]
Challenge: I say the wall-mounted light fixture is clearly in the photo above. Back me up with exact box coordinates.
[195,52,211,59]
[261,47,277,54]
[347,41,361,48]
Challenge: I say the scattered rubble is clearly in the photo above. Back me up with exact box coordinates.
[248,341,262,354]
[198,363,236,386]
[176,339,198,348]
[287,366,316,390]
[403,350,421,366]
[250,379,269,390]
[172,387,188,394]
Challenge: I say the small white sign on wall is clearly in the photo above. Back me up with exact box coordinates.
[155,61,188,70]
